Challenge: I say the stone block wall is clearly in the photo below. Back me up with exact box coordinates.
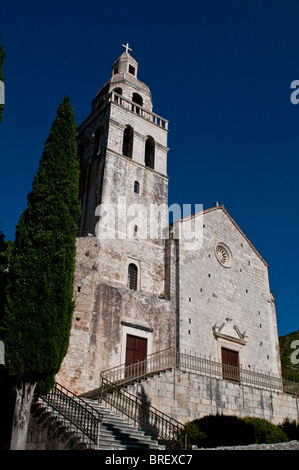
[130,369,299,426]
[56,235,176,395]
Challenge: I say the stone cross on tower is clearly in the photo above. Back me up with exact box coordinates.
[122,42,132,54]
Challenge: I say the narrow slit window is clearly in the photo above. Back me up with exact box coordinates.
[122,126,133,158]
[128,263,138,291]
[145,136,155,169]
[134,181,140,194]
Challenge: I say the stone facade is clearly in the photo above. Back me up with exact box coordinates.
[176,206,281,377]
[56,48,297,425]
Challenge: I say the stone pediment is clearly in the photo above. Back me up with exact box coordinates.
[174,205,268,266]
[213,318,247,345]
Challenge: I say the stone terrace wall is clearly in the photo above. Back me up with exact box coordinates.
[129,369,299,426]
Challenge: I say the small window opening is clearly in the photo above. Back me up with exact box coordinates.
[132,92,143,114]
[145,136,155,169]
[134,181,140,194]
[134,225,138,237]
[122,126,133,158]
[129,65,136,76]
[128,263,138,291]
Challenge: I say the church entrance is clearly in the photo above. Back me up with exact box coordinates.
[221,347,240,383]
[125,334,147,379]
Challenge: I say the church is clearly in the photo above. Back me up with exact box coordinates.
[56,46,297,425]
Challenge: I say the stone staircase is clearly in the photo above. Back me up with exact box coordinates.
[31,396,165,450]
[84,398,165,450]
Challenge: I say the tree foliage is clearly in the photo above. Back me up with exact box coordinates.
[184,414,288,448]
[279,330,299,382]
[2,97,80,392]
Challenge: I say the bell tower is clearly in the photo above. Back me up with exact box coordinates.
[76,45,170,296]
[77,44,169,238]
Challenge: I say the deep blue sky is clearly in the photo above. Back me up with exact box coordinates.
[0,0,298,337]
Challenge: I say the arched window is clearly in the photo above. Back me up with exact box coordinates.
[128,263,138,290]
[134,181,140,194]
[122,126,133,158]
[132,92,143,114]
[113,87,122,103]
[145,136,155,169]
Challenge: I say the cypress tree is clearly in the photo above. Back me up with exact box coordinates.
[2,97,80,449]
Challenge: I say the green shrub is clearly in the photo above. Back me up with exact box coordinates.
[185,414,289,448]
[185,414,252,448]
[242,417,288,444]
[280,418,299,441]
[184,421,207,447]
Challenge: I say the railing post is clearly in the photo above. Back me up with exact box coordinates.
[97,415,101,450]
[99,376,103,404]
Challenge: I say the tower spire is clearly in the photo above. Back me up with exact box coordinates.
[122,42,132,54]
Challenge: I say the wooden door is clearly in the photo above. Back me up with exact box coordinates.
[221,347,240,383]
[125,335,147,379]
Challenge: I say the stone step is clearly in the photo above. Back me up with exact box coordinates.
[37,397,165,450]
[83,399,164,449]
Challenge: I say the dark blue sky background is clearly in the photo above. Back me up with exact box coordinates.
[0,0,298,337]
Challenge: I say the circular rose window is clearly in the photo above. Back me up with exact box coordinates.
[215,242,233,268]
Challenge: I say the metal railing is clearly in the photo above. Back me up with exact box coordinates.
[100,347,176,388]
[40,383,103,446]
[283,378,299,397]
[100,376,186,449]
[178,351,299,396]
[177,351,285,392]
[100,347,299,395]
